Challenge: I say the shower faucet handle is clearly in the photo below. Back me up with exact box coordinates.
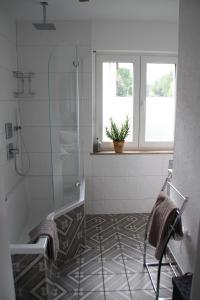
[7,143,19,160]
[9,147,20,155]
[14,125,22,131]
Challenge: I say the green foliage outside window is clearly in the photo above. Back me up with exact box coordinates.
[116,68,133,97]
[150,72,173,97]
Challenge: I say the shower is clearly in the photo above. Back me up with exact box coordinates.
[33,2,56,30]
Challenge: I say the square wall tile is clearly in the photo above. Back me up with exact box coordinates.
[19,101,49,126]
[27,153,52,175]
[23,126,51,153]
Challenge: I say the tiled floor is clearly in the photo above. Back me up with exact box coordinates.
[55,214,174,300]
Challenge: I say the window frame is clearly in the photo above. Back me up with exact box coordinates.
[139,56,177,150]
[95,52,177,151]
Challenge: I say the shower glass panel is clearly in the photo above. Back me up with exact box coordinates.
[48,46,82,210]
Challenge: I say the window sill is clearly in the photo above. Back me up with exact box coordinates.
[90,150,174,155]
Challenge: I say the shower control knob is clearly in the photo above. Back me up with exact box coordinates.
[14,125,22,131]
[9,148,20,155]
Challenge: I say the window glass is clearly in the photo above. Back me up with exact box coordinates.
[145,63,176,142]
[102,62,134,142]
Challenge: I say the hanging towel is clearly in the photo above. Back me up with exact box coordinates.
[29,220,59,261]
[149,191,183,260]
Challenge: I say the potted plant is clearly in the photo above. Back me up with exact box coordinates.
[105,117,130,153]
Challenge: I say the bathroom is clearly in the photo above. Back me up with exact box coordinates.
[0,0,200,299]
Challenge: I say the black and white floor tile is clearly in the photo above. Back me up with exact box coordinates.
[55,214,175,300]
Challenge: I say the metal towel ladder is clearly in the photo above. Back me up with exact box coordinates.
[143,170,189,300]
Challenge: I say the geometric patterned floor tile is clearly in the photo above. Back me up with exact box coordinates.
[131,290,155,300]
[100,233,119,248]
[120,244,143,261]
[14,213,176,300]
[151,272,173,289]
[119,237,143,251]
[55,274,79,294]
[124,257,146,274]
[58,292,79,300]
[79,274,104,292]
[128,273,154,290]
[57,257,81,277]
[65,213,174,300]
[85,238,102,249]
[104,274,130,291]
[79,291,105,300]
[81,245,101,258]
[102,259,126,275]
[86,216,107,232]
[105,291,132,300]
[118,233,144,248]
[157,288,173,298]
[101,244,122,259]
[80,257,103,275]
[85,233,102,247]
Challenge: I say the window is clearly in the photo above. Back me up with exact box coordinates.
[95,53,177,150]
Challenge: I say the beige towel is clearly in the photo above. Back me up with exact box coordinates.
[29,220,59,261]
[149,192,183,260]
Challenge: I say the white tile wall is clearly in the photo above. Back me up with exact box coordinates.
[0,70,16,100]
[17,21,91,46]
[0,37,16,70]
[0,8,21,299]
[87,154,172,213]
[5,178,29,243]
[19,100,50,126]
[92,20,178,53]
[22,126,51,153]
[87,198,156,214]
[0,15,30,236]
[26,153,52,175]
[18,45,91,74]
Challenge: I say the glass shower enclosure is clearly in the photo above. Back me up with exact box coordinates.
[48,46,82,211]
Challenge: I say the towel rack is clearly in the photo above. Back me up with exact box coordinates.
[143,170,189,300]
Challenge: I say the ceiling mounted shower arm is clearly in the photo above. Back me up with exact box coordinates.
[33,1,56,30]
[41,2,47,24]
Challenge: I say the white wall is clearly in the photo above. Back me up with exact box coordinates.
[85,154,172,214]
[0,6,19,300]
[170,0,200,277]
[92,20,178,53]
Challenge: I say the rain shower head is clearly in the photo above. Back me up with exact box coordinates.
[33,2,56,30]
[33,23,56,30]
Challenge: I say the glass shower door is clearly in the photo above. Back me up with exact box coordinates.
[48,46,81,210]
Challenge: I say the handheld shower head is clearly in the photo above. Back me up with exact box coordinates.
[33,2,56,30]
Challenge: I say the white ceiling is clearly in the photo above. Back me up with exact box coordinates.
[2,0,179,22]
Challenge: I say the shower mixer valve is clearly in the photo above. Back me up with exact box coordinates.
[14,125,22,131]
[7,143,19,160]
[9,148,20,155]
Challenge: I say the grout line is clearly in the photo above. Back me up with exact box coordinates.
[78,247,83,300]
[98,226,107,300]
[117,231,133,300]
